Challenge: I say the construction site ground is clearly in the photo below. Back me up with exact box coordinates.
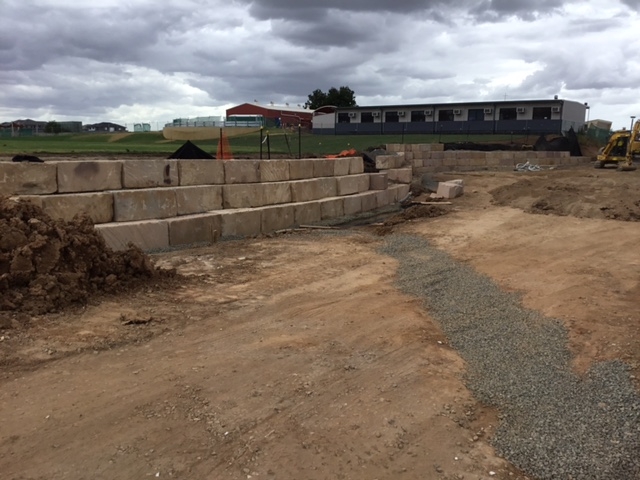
[1,165,640,480]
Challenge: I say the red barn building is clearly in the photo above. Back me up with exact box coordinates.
[226,103,313,128]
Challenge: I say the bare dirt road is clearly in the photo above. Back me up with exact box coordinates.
[1,165,639,480]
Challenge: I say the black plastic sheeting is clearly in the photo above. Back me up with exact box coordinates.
[168,140,215,159]
[12,154,44,163]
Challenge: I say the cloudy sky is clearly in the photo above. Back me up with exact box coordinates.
[1,0,639,130]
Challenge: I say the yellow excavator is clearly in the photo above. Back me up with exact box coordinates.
[595,119,640,170]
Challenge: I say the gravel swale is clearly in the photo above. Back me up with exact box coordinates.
[380,234,640,479]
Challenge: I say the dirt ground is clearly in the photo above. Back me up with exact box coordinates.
[1,164,640,480]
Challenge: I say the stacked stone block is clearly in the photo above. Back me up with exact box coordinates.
[3,156,412,251]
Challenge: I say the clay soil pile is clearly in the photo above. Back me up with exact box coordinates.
[491,174,640,221]
[0,196,167,316]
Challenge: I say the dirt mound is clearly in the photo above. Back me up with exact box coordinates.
[491,176,640,221]
[375,204,448,235]
[0,196,171,318]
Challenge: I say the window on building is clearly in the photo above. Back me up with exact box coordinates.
[500,108,517,120]
[438,110,455,121]
[411,111,426,122]
[385,111,399,123]
[337,113,351,124]
[361,112,375,123]
[468,109,485,121]
[532,107,552,120]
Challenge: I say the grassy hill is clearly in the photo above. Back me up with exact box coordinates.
[1,131,534,158]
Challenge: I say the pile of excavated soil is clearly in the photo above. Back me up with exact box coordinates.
[0,196,170,318]
[491,176,640,221]
[375,205,449,235]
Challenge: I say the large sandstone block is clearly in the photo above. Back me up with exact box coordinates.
[95,219,169,252]
[219,208,262,238]
[260,160,290,182]
[168,213,221,246]
[436,181,464,199]
[261,204,296,233]
[349,157,364,174]
[57,161,122,193]
[0,163,57,195]
[389,184,410,202]
[375,190,394,209]
[122,160,179,188]
[222,184,260,209]
[443,151,457,166]
[470,152,488,167]
[319,197,345,220]
[113,189,177,222]
[387,168,412,184]
[486,154,501,166]
[424,157,444,167]
[358,191,378,212]
[178,160,224,186]
[336,174,370,196]
[385,144,405,153]
[313,159,334,178]
[293,201,322,225]
[20,192,113,224]
[343,195,362,216]
[224,160,260,184]
[369,172,388,190]
[262,182,292,205]
[175,185,223,215]
[375,155,404,170]
[289,159,315,180]
[333,158,351,176]
[290,178,337,202]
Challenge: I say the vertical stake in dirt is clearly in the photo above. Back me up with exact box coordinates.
[267,131,271,159]
[283,129,292,158]
[298,124,302,159]
[260,127,264,160]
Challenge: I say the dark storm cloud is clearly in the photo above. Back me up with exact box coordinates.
[243,0,568,23]
[0,0,638,129]
[0,1,224,70]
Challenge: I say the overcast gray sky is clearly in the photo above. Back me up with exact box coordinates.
[1,0,639,130]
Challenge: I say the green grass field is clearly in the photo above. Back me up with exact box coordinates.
[0,131,532,157]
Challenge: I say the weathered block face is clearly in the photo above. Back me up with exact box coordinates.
[175,185,223,214]
[113,189,178,222]
[168,213,221,247]
[179,160,225,186]
[57,161,123,193]
[224,160,260,184]
[289,159,315,180]
[95,220,169,251]
[122,160,179,188]
[260,160,290,182]
[0,163,57,195]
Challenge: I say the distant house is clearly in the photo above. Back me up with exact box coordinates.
[0,119,47,136]
[84,122,127,133]
[133,123,151,132]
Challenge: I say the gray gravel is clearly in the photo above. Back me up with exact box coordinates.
[380,234,640,480]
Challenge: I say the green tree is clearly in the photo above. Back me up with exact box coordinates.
[44,121,62,134]
[305,86,357,110]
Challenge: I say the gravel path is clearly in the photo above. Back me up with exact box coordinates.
[380,234,640,480]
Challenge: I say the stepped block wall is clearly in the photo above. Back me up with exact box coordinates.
[385,143,593,172]
[2,157,410,251]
